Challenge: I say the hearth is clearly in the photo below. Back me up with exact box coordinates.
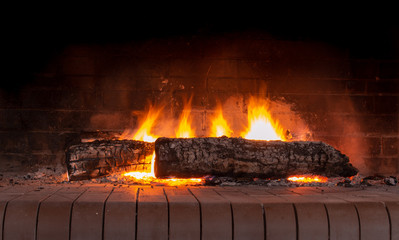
[0,16,398,240]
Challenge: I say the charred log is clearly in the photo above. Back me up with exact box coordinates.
[154,137,358,178]
[66,140,154,181]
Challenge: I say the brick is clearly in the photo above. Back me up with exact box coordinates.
[276,59,350,79]
[87,111,136,131]
[102,90,153,111]
[350,60,378,79]
[382,137,399,156]
[19,110,57,131]
[0,153,30,172]
[207,59,238,79]
[27,133,66,153]
[362,115,398,135]
[273,40,347,61]
[345,80,366,94]
[373,96,399,114]
[61,56,95,75]
[54,90,101,110]
[379,61,399,79]
[168,58,210,78]
[20,90,54,109]
[0,110,22,131]
[158,76,207,93]
[349,96,375,114]
[363,157,398,175]
[61,76,96,90]
[339,137,381,156]
[237,60,271,79]
[29,154,59,167]
[0,90,22,108]
[55,111,92,131]
[0,132,30,153]
[367,79,399,94]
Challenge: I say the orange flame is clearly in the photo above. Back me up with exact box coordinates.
[210,105,233,137]
[241,97,285,141]
[175,98,195,138]
[287,175,328,183]
[120,105,161,142]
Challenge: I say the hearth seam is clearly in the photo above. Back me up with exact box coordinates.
[187,188,202,240]
[35,188,63,240]
[323,204,331,240]
[101,188,114,240]
[354,204,361,240]
[162,188,170,240]
[292,203,299,240]
[68,188,88,240]
[135,188,139,240]
[384,203,392,240]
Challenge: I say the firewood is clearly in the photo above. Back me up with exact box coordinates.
[154,137,358,178]
[66,140,154,181]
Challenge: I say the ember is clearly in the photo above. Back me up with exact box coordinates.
[287,175,328,183]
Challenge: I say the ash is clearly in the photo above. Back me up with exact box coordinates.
[0,167,397,189]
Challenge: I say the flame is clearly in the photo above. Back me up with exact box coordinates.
[175,98,195,138]
[287,175,328,183]
[122,152,203,186]
[241,97,285,141]
[120,105,161,142]
[210,105,233,137]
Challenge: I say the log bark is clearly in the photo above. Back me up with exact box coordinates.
[154,137,358,178]
[66,140,154,181]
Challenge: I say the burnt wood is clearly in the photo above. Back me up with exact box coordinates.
[66,140,154,181]
[154,137,358,178]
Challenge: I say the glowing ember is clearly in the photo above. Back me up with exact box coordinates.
[175,98,195,138]
[287,175,328,183]
[241,96,285,141]
[210,105,232,137]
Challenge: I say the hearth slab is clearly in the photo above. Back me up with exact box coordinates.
[0,185,398,240]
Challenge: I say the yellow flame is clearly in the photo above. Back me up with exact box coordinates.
[287,175,328,183]
[119,105,161,142]
[241,97,285,141]
[133,106,161,142]
[175,98,195,138]
[210,106,233,137]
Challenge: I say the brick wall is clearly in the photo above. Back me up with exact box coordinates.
[0,31,398,175]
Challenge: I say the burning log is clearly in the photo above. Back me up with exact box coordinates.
[154,137,358,178]
[66,140,154,181]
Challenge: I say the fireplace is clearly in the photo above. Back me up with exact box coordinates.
[0,16,398,239]
[1,22,397,178]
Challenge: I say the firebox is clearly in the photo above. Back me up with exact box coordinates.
[0,15,398,239]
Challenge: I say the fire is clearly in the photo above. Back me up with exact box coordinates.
[210,105,232,137]
[175,98,195,138]
[120,105,161,143]
[241,97,285,141]
[287,175,328,183]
